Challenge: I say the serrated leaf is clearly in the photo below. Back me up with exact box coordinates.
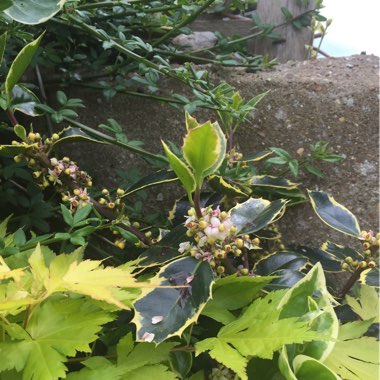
[27,244,144,309]
[162,141,195,200]
[231,198,287,235]
[61,204,74,227]
[185,111,198,130]
[324,321,380,380]
[308,191,361,237]
[202,275,274,324]
[278,263,339,361]
[346,285,379,322]
[5,33,44,101]
[133,257,213,343]
[0,298,112,380]
[196,289,323,380]
[242,150,272,162]
[4,0,67,25]
[73,204,92,226]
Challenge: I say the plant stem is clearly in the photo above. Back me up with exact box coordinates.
[62,116,167,162]
[6,109,18,126]
[193,189,202,218]
[152,0,216,47]
[339,268,365,299]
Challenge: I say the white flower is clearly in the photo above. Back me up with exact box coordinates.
[178,241,191,253]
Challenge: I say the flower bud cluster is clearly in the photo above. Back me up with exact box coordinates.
[62,187,91,211]
[226,148,246,168]
[178,206,260,275]
[98,188,125,210]
[341,230,379,272]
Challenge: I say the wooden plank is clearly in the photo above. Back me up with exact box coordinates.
[254,0,314,62]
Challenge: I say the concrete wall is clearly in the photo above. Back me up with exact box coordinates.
[54,54,379,246]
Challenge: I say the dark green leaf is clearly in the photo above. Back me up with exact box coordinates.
[60,204,74,227]
[208,175,247,198]
[138,224,188,267]
[133,257,213,343]
[250,175,299,189]
[125,170,177,196]
[254,252,308,276]
[10,85,42,117]
[231,198,287,235]
[308,191,361,237]
[5,33,44,100]
[14,124,27,141]
[73,205,93,226]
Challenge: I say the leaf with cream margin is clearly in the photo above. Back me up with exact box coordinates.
[308,191,360,237]
[133,257,213,343]
[277,263,339,361]
[183,121,225,187]
[231,198,287,235]
[162,140,195,201]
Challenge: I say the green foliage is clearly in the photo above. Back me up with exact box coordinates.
[0,2,378,379]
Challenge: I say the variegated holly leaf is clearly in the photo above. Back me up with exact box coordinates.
[250,175,299,189]
[308,191,360,237]
[231,198,287,235]
[133,257,213,343]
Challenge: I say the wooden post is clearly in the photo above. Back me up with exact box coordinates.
[254,0,314,62]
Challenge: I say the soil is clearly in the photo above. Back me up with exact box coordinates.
[45,54,379,248]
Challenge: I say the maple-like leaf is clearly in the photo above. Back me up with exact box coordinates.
[28,244,144,309]
[0,297,112,380]
[346,285,379,323]
[66,333,177,380]
[196,290,322,380]
[324,320,380,380]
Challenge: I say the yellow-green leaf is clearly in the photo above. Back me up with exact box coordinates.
[346,285,379,322]
[5,33,44,100]
[162,140,195,200]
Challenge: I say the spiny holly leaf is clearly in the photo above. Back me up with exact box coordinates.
[28,244,145,309]
[0,298,112,380]
[278,263,339,361]
[133,257,213,343]
[4,0,67,25]
[346,285,379,322]
[202,275,275,324]
[196,289,323,380]
[231,198,287,235]
[308,190,361,237]
[324,320,379,380]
